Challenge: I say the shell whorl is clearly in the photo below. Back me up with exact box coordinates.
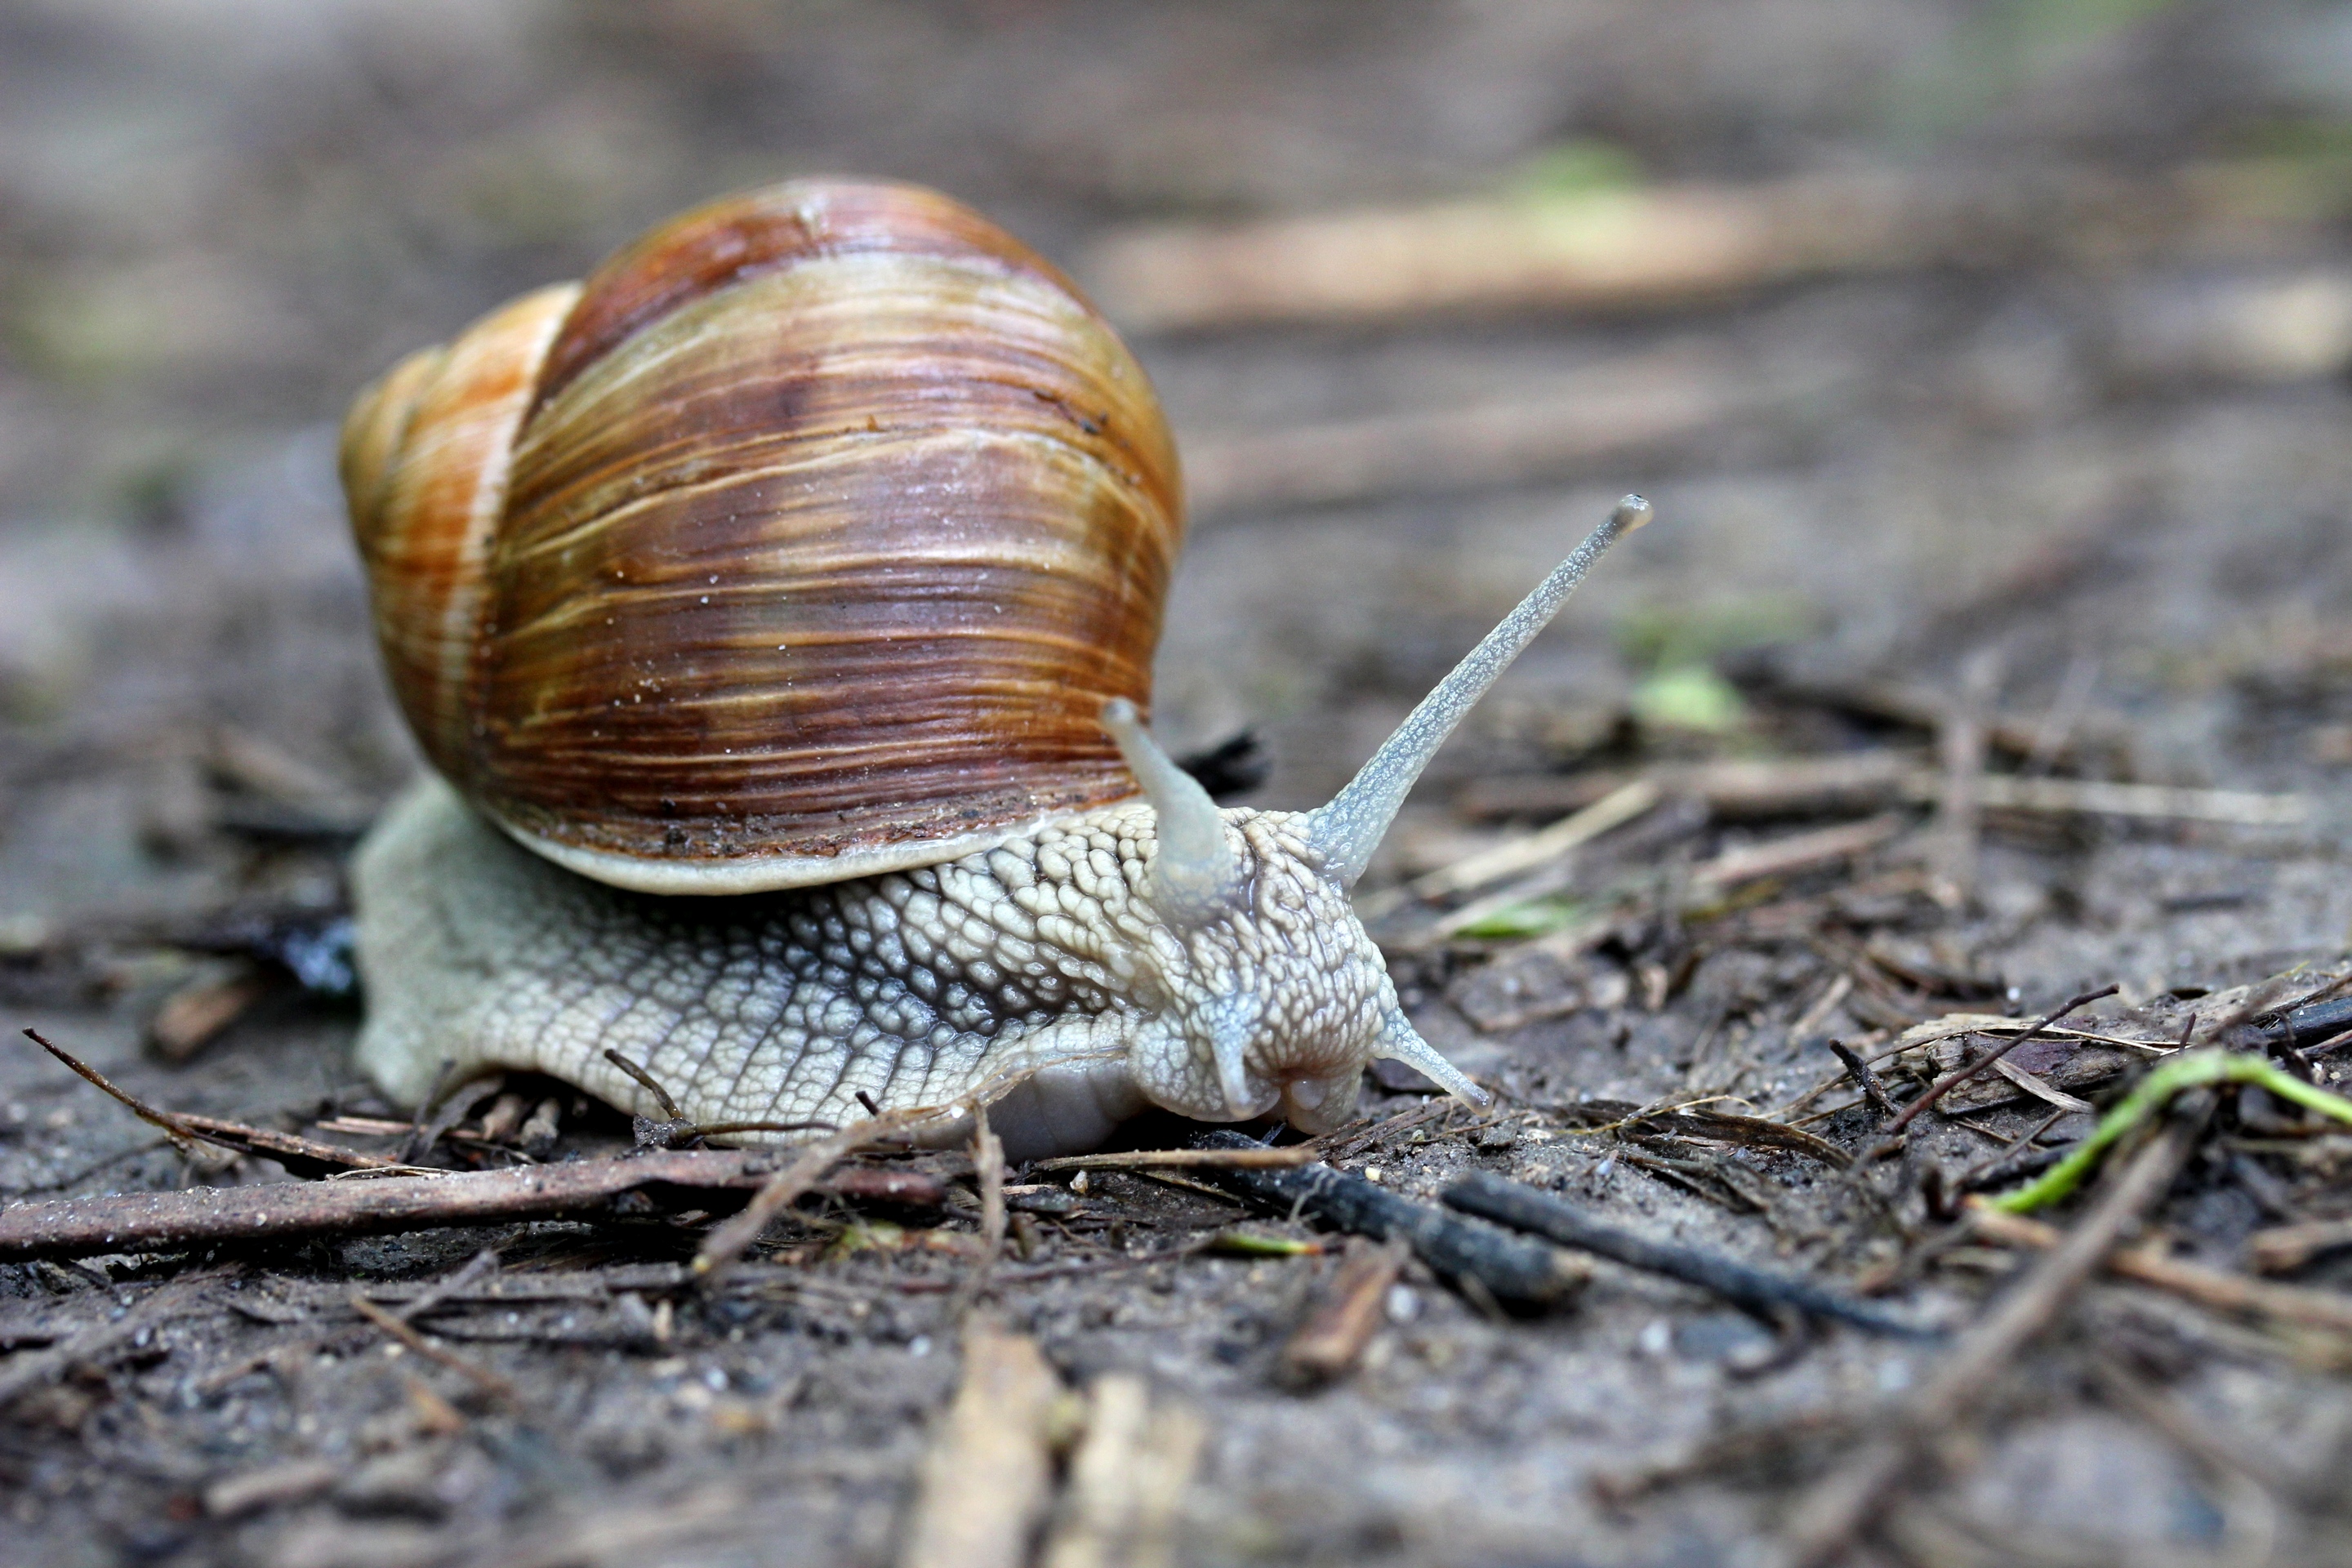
[341,180,1183,894]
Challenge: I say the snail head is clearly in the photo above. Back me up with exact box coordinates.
[1099,496,1652,1130]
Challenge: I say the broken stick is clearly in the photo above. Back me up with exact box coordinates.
[0,1151,945,1263]
[1445,1173,1933,1339]
[1191,1132,1588,1307]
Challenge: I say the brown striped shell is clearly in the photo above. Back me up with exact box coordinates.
[341,180,1183,894]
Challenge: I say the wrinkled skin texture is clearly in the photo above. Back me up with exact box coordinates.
[354,778,1410,1160]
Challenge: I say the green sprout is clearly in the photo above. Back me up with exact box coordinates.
[1989,1051,2352,1214]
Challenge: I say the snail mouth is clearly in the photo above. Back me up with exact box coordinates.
[1274,1068,1360,1135]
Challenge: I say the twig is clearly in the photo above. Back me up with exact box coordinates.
[2247,1218,2352,1274]
[1965,774,2310,826]
[372,1247,501,1324]
[1954,1107,2069,1192]
[1827,1042,1897,1119]
[1777,1102,2207,1567]
[1988,1051,2352,1213]
[1309,1098,1462,1165]
[1590,1102,1855,1171]
[1027,1146,1316,1174]
[1443,1173,1933,1339]
[1878,986,2118,1139]
[348,1292,520,1405]
[24,1027,399,1177]
[693,1107,939,1282]
[602,1048,835,1147]
[1969,1205,2352,1336]
[1458,760,2309,829]
[603,1048,679,1118]
[401,1059,464,1164]
[1190,1132,1587,1307]
[949,1120,1008,1318]
[0,1150,942,1262]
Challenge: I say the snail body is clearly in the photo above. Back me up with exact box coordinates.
[342,179,1646,1159]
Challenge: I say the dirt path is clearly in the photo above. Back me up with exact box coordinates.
[4,4,2351,1565]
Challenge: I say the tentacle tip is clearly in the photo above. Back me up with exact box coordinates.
[1612,494,1653,532]
[1101,695,1139,728]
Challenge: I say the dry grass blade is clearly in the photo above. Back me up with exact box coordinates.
[1878,986,2119,1138]
[1360,778,1660,922]
[1690,815,1908,893]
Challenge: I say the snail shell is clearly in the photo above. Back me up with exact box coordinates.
[342,180,1180,894]
[341,177,1647,1157]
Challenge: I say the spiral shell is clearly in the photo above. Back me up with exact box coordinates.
[341,180,1183,893]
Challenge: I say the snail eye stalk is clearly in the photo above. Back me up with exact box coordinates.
[1303,495,1651,890]
[1102,697,1246,929]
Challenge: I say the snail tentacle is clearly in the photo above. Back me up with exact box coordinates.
[1100,696,1245,930]
[1303,495,1653,889]
[1371,1008,1491,1107]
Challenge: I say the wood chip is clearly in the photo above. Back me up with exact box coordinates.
[1281,1240,1410,1383]
[1988,1057,2096,1114]
[898,1320,1066,1568]
[1040,1374,1207,1568]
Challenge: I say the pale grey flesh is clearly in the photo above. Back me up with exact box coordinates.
[352,777,1427,1161]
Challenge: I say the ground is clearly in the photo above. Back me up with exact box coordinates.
[5,2,2352,1565]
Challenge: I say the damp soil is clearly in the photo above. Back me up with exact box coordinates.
[5,4,2352,1566]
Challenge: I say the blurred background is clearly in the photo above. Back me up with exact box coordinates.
[5,0,2352,938]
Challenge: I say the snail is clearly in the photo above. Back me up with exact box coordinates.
[339,178,1648,1160]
